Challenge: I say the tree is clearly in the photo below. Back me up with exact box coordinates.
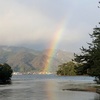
[74,27,100,83]
[0,63,13,83]
[57,61,77,76]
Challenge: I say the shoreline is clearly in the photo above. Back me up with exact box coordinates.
[61,82,100,94]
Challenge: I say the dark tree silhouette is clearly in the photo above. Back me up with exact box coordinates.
[0,63,13,84]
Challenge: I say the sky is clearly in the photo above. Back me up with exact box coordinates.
[0,0,100,52]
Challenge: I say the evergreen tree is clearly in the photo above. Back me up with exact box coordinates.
[74,27,100,83]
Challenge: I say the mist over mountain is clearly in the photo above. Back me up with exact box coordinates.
[0,46,74,73]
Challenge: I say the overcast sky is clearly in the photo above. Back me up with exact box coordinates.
[0,0,100,52]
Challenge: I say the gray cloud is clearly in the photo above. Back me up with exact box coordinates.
[0,0,99,52]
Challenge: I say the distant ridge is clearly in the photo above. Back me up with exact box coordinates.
[0,46,74,73]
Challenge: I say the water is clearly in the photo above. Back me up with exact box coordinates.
[0,74,99,100]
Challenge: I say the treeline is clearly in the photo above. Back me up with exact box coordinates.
[57,61,84,76]
[57,61,78,76]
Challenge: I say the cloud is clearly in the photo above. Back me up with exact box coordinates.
[0,0,99,52]
[0,1,57,45]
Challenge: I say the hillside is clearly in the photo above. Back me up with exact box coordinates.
[0,46,74,73]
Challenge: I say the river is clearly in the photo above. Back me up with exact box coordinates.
[0,74,99,100]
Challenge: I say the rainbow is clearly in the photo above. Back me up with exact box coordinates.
[43,17,66,73]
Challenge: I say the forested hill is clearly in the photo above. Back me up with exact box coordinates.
[0,46,74,73]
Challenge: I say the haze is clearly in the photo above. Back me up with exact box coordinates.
[0,0,100,52]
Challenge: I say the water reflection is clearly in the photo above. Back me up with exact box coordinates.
[44,80,58,100]
[0,89,12,99]
[93,94,100,100]
[0,75,99,100]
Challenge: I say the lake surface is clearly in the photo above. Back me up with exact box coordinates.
[0,74,100,100]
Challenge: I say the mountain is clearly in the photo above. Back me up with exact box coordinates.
[0,46,74,73]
